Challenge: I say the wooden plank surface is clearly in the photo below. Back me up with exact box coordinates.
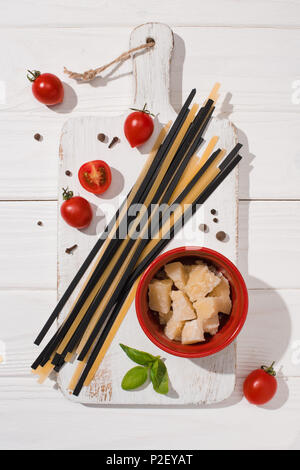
[0,201,57,289]
[1,201,299,290]
[239,201,300,289]
[237,289,300,378]
[1,286,299,446]
[2,0,300,27]
[2,26,298,116]
[1,288,299,387]
[0,376,299,450]
[0,26,299,200]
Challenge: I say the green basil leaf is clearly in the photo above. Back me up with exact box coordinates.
[120,343,157,366]
[150,359,169,395]
[121,366,148,390]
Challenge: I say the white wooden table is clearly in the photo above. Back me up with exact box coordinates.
[1,0,300,450]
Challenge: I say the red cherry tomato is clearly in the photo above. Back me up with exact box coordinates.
[78,160,112,195]
[124,104,154,148]
[60,188,92,229]
[27,70,64,106]
[243,362,277,405]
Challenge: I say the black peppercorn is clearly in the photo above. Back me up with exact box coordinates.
[216,231,226,241]
[199,223,209,233]
[97,133,106,142]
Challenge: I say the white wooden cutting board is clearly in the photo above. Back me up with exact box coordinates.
[57,23,238,405]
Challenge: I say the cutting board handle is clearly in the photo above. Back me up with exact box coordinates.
[130,23,175,120]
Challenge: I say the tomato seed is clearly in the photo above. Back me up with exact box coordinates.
[98,167,106,184]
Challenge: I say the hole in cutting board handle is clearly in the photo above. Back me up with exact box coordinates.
[146,37,155,45]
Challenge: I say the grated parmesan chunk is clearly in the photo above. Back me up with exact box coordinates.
[164,318,184,341]
[184,264,220,302]
[164,262,188,290]
[208,273,232,315]
[193,297,220,321]
[148,278,173,314]
[171,290,196,322]
[203,314,220,335]
[158,311,173,325]
[181,319,205,344]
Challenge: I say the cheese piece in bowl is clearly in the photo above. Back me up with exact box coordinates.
[208,273,232,314]
[193,297,220,320]
[147,259,232,345]
[170,290,196,322]
[164,262,188,290]
[158,310,172,326]
[165,319,184,341]
[182,318,205,344]
[148,278,173,314]
[203,314,220,335]
[184,263,221,302]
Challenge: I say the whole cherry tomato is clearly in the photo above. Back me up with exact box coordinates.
[78,160,112,195]
[60,188,92,229]
[243,361,277,405]
[124,104,154,148]
[27,70,64,106]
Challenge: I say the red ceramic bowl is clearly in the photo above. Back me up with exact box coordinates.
[135,246,248,358]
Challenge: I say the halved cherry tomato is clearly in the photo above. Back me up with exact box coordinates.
[243,361,277,405]
[78,160,112,195]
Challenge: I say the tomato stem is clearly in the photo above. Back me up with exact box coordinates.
[129,103,155,117]
[261,361,276,376]
[27,69,41,83]
[62,187,74,201]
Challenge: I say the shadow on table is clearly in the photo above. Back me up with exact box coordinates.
[49,82,78,114]
[170,33,185,113]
